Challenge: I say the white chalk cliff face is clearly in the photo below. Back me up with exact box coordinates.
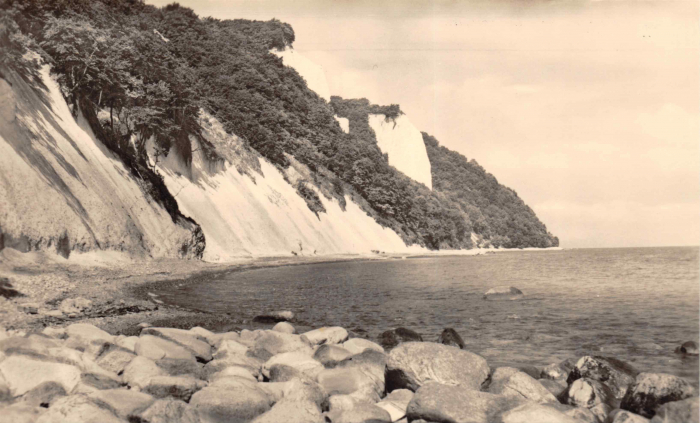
[157,112,423,261]
[271,47,331,102]
[368,114,433,189]
[0,67,200,259]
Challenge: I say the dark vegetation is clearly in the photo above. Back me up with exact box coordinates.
[1,0,557,250]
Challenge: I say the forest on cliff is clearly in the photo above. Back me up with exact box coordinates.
[1,0,558,250]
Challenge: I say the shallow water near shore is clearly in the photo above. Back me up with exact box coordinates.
[155,246,700,383]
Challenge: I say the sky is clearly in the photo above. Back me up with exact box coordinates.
[148,0,699,248]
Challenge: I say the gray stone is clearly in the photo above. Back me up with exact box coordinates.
[342,338,384,355]
[539,378,567,398]
[0,403,46,423]
[137,398,201,423]
[262,351,323,379]
[142,328,212,362]
[500,403,582,423]
[35,394,123,423]
[156,357,203,378]
[64,324,114,350]
[675,341,698,355]
[325,402,392,423]
[251,331,313,360]
[313,344,353,367]
[620,373,696,418]
[565,378,615,409]
[541,358,575,381]
[487,367,557,403]
[252,311,295,323]
[96,346,136,374]
[20,381,67,408]
[303,327,349,346]
[437,328,465,349]
[123,356,168,389]
[142,376,206,402]
[567,356,639,399]
[650,397,699,423]
[0,355,81,396]
[610,409,652,423]
[190,386,272,423]
[406,382,523,423]
[378,328,422,351]
[272,322,296,334]
[376,389,414,422]
[88,388,155,419]
[385,342,489,391]
[135,335,196,361]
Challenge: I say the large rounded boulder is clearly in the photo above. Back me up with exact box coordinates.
[620,373,696,418]
[567,356,639,399]
[487,367,557,403]
[650,396,699,423]
[385,342,489,392]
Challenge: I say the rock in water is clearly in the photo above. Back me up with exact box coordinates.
[567,356,639,399]
[378,328,423,350]
[650,397,699,423]
[385,342,489,391]
[406,382,522,423]
[437,328,465,349]
[620,373,696,418]
[483,286,524,300]
[674,341,699,355]
[252,311,295,323]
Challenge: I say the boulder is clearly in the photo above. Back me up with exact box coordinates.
[610,409,652,423]
[78,372,122,391]
[317,367,368,397]
[539,379,567,398]
[541,359,575,382]
[213,340,249,360]
[406,382,523,423]
[342,338,384,355]
[209,365,257,382]
[64,324,114,350]
[483,286,523,300]
[142,328,212,362]
[135,335,196,361]
[0,334,60,356]
[0,355,81,396]
[252,399,322,423]
[268,364,303,382]
[88,388,155,419]
[190,386,272,423]
[674,341,698,355]
[214,332,242,349]
[376,389,414,422]
[500,403,582,423]
[517,365,541,380]
[35,394,123,423]
[313,344,353,367]
[385,342,489,392]
[271,322,296,334]
[324,402,392,423]
[190,327,220,346]
[137,398,201,423]
[334,349,387,403]
[620,373,696,418]
[303,327,349,346]
[567,356,639,399]
[251,331,313,360]
[262,351,323,379]
[203,353,263,379]
[115,336,139,353]
[238,330,264,348]
[437,328,465,349]
[156,357,203,378]
[96,346,136,374]
[42,327,67,340]
[378,328,422,350]
[142,375,206,402]
[123,356,168,389]
[283,378,327,406]
[252,311,295,323]
[565,378,615,409]
[487,367,557,403]
[0,403,46,423]
[650,397,699,423]
[20,381,67,408]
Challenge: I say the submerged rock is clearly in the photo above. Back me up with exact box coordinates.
[378,328,423,350]
[252,311,295,323]
[620,372,696,418]
[437,328,465,349]
[386,342,489,392]
[483,286,524,300]
[567,355,639,399]
[674,341,699,356]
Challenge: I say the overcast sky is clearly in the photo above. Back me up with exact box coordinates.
[148,0,699,248]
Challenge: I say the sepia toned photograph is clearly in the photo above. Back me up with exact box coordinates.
[0,0,697,421]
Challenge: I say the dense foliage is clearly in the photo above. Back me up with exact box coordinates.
[2,0,556,249]
[423,133,559,248]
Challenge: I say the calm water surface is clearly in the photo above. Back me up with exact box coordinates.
[156,247,699,383]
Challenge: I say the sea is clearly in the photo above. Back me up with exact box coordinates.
[155,247,700,384]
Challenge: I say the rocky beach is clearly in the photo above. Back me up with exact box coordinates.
[0,253,698,423]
